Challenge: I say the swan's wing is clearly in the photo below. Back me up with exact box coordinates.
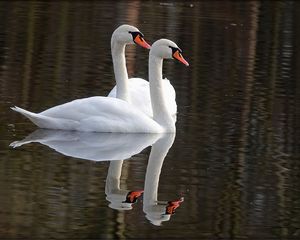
[12,97,162,132]
[108,78,177,118]
[11,106,80,130]
[127,78,153,117]
[107,86,117,97]
[162,78,177,116]
[107,78,149,97]
[108,78,153,117]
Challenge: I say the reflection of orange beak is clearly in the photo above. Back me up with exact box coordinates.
[173,50,189,66]
[125,190,144,203]
[165,197,184,215]
[134,35,151,49]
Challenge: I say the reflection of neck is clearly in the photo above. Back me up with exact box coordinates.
[149,55,175,132]
[105,160,124,195]
[143,134,175,206]
[111,36,129,101]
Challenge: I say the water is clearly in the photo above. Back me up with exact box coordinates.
[1,1,300,239]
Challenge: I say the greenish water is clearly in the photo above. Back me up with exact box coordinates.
[0,1,300,239]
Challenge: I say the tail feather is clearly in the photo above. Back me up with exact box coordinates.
[11,106,79,130]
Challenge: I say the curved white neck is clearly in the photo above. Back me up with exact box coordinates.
[149,55,175,132]
[111,36,129,101]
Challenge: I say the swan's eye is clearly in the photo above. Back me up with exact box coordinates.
[171,48,189,66]
[129,31,140,40]
[132,32,151,49]
[169,46,178,55]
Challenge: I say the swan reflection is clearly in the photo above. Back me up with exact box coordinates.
[143,133,184,226]
[105,160,144,210]
[10,130,183,225]
[10,129,158,161]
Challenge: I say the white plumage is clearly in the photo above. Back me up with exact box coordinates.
[108,77,176,118]
[11,39,188,133]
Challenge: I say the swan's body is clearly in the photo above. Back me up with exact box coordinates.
[11,39,188,133]
[108,25,176,117]
[11,97,162,133]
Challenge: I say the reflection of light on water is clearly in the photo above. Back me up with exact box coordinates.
[212,2,260,238]
[253,193,265,218]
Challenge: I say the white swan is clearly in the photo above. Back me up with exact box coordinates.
[108,25,177,117]
[11,39,189,133]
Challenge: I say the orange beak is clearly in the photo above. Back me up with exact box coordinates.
[134,35,151,49]
[173,50,189,66]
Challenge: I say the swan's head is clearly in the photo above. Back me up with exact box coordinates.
[112,24,151,49]
[150,39,189,66]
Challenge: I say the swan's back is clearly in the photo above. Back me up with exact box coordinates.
[12,97,163,133]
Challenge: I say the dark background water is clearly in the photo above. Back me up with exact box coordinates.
[0,1,300,239]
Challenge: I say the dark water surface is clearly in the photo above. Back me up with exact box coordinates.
[1,1,300,239]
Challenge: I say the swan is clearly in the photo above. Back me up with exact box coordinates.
[108,25,177,118]
[11,39,189,133]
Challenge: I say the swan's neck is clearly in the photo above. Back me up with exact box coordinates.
[149,55,175,132]
[111,37,129,101]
